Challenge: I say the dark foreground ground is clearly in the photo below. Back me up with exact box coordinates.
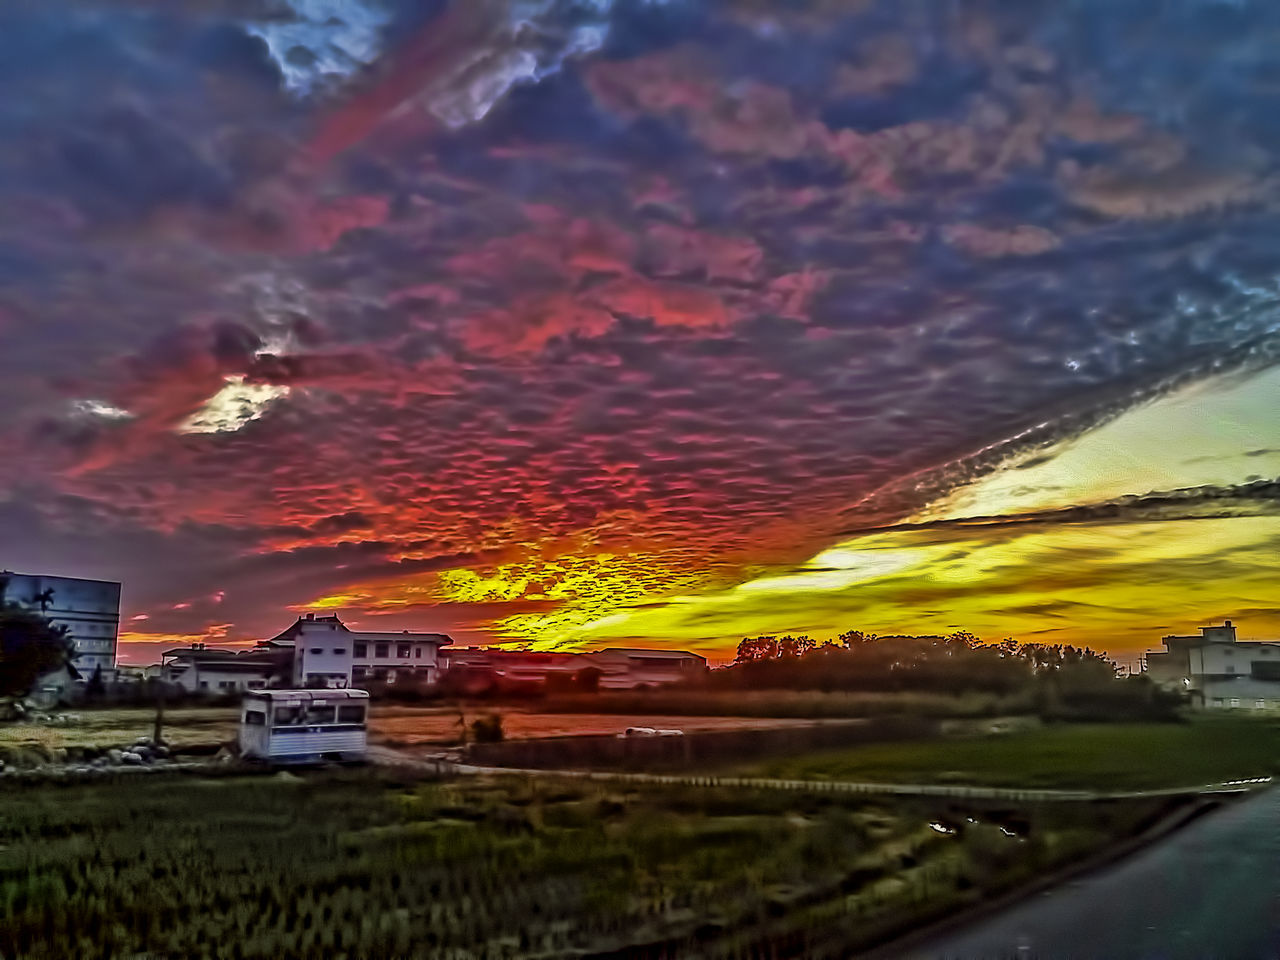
[907,784,1280,959]
[0,769,1177,960]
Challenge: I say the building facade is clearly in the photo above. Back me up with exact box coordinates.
[278,614,452,688]
[1145,620,1280,710]
[441,646,708,691]
[1,571,121,675]
[161,643,291,693]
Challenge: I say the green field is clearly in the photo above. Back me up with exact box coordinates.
[0,771,1174,959]
[739,718,1280,791]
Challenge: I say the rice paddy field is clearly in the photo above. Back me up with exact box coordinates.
[0,770,1176,960]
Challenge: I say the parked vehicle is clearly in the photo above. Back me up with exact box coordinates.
[238,689,369,763]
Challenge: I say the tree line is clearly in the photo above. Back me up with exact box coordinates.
[714,629,1177,719]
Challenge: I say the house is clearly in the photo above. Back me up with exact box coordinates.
[1144,620,1280,710]
[588,648,708,689]
[161,642,291,693]
[278,613,452,688]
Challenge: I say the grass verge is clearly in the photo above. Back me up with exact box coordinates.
[737,718,1280,791]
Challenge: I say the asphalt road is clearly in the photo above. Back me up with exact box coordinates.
[907,787,1280,960]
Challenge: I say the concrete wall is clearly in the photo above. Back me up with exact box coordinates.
[1200,678,1280,711]
[1190,643,1280,678]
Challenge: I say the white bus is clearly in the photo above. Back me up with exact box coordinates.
[238,689,370,763]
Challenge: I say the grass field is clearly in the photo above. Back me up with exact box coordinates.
[0,770,1175,959]
[0,705,819,754]
[739,718,1280,790]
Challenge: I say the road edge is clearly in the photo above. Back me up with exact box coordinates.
[853,790,1247,960]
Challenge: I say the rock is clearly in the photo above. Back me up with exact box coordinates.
[133,736,152,748]
[214,746,235,764]
[152,745,170,760]
[51,747,68,765]
[120,751,144,765]
[107,748,124,764]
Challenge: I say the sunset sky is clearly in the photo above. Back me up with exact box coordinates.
[2,0,1278,666]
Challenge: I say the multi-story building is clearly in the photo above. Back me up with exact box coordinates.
[1144,620,1280,710]
[1,571,121,675]
[276,613,452,688]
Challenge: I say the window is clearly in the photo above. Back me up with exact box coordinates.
[199,681,209,690]
[353,642,367,658]
[274,704,305,725]
[352,666,368,679]
[244,709,266,726]
[1230,698,1241,708]
[1256,700,1266,710]
[333,648,345,655]
[1226,664,1236,673]
[415,647,422,658]
[375,643,389,658]
[306,703,335,725]
[397,643,411,658]
[337,704,366,724]
[219,681,234,690]
[248,681,265,689]
[311,647,323,655]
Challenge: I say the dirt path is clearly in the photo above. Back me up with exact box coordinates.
[367,745,1270,802]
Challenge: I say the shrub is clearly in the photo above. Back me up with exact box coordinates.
[471,713,505,743]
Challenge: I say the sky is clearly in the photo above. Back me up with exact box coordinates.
[1,0,1279,666]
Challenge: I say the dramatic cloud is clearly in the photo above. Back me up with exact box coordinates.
[2,0,1280,661]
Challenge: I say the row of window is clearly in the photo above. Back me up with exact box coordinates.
[1211,698,1274,709]
[307,643,430,660]
[352,666,434,681]
[243,704,367,726]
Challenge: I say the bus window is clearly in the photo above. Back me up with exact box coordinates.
[274,704,305,726]
[337,704,366,725]
[306,703,336,725]
[244,710,266,726]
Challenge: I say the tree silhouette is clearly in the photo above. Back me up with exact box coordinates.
[0,602,75,700]
[27,588,55,613]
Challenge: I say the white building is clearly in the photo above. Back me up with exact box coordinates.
[161,643,290,693]
[276,613,452,688]
[1145,620,1280,710]
[1,571,121,675]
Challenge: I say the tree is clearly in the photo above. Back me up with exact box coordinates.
[0,602,76,700]
[86,663,106,700]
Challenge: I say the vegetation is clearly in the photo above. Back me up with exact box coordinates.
[540,689,1042,719]
[739,718,1280,791]
[0,771,1177,959]
[470,713,505,743]
[0,580,75,701]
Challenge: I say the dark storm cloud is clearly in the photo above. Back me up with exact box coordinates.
[3,0,1280,647]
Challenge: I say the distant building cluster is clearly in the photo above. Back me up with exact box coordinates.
[162,614,706,694]
[1145,620,1280,710]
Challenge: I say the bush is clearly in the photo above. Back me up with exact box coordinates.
[470,714,505,743]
